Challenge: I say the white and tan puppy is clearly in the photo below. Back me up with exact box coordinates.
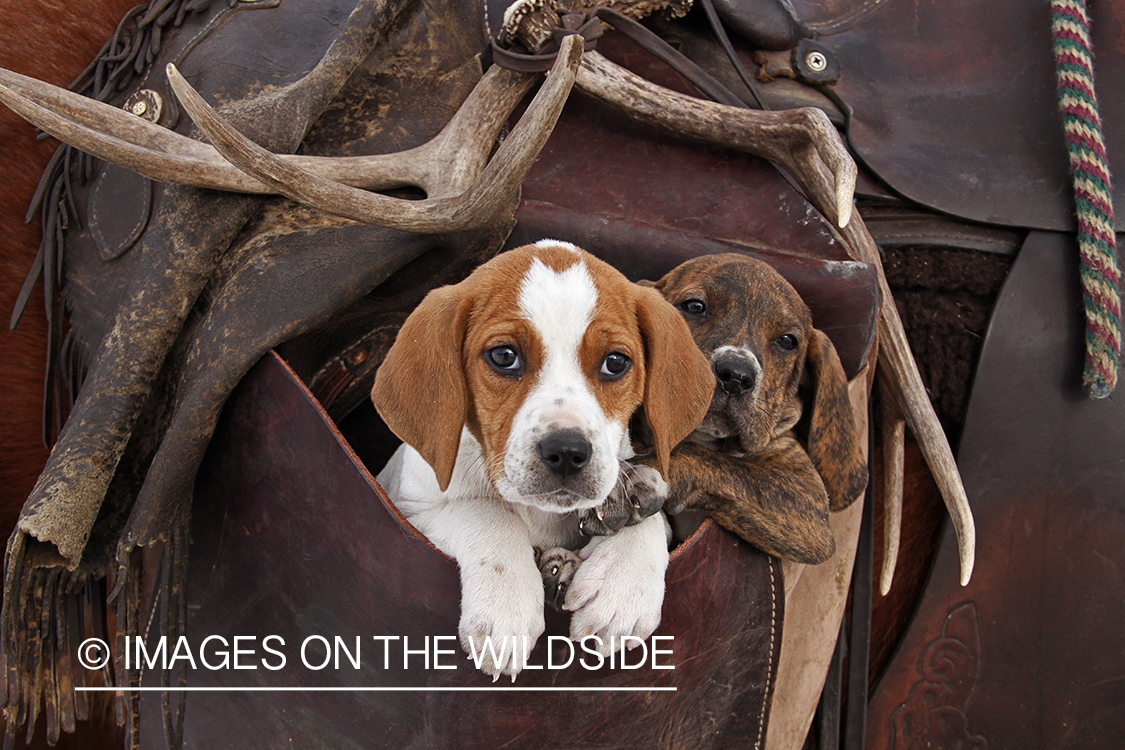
[372,241,712,680]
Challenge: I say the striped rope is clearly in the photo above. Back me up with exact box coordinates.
[1052,0,1120,398]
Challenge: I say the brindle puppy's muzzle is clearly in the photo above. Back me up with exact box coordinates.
[713,351,761,397]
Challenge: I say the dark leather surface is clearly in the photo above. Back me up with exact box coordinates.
[62,0,352,349]
[505,3,1125,233]
[50,0,506,574]
[866,231,1125,748]
[791,0,1125,232]
[148,352,784,749]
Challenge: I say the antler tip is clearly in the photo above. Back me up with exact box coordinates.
[959,546,975,586]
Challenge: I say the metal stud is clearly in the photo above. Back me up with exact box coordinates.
[122,89,163,124]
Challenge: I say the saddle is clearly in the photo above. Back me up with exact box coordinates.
[6,0,1052,746]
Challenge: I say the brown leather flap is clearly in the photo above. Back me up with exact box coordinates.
[155,352,785,749]
[866,232,1125,748]
[792,0,1125,232]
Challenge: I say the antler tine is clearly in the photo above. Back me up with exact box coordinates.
[166,34,584,234]
[437,34,584,225]
[845,212,976,587]
[878,377,906,596]
[396,67,536,199]
[574,51,856,229]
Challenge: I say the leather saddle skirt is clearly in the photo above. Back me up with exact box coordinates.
[865,231,1125,749]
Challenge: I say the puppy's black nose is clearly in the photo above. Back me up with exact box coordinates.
[538,430,591,477]
[714,355,759,396]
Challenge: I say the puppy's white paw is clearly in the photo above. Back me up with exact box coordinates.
[458,557,546,681]
[564,515,669,655]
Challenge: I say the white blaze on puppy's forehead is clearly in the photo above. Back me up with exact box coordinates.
[532,239,582,255]
[518,256,597,355]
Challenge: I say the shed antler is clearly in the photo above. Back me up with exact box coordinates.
[163,35,583,233]
[0,32,585,234]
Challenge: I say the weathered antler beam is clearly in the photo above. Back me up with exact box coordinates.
[0,34,584,234]
[575,50,974,587]
[165,33,583,233]
[0,63,531,198]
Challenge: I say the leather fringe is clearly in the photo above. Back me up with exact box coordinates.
[4,4,203,746]
[9,0,217,444]
[2,533,111,747]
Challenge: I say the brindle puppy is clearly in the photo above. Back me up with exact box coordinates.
[641,253,868,563]
[545,254,868,576]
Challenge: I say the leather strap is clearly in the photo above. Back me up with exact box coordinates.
[843,404,875,749]
[486,13,602,72]
[593,8,747,108]
[487,8,750,110]
[697,0,767,108]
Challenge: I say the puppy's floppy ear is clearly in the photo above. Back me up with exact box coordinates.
[804,329,868,510]
[633,285,714,480]
[371,285,468,492]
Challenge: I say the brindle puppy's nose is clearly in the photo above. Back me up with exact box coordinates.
[714,353,759,396]
[538,429,591,477]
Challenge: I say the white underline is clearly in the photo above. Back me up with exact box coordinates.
[76,686,677,693]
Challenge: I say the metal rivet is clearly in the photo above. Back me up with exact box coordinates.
[122,89,164,124]
[806,51,828,73]
[347,348,368,365]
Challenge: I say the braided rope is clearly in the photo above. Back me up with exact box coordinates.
[1052,0,1120,398]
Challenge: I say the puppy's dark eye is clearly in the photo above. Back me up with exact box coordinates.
[486,346,523,375]
[679,299,707,316]
[776,333,799,351]
[600,352,631,380]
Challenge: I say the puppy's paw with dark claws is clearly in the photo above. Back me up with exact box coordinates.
[534,547,581,611]
[577,461,669,537]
